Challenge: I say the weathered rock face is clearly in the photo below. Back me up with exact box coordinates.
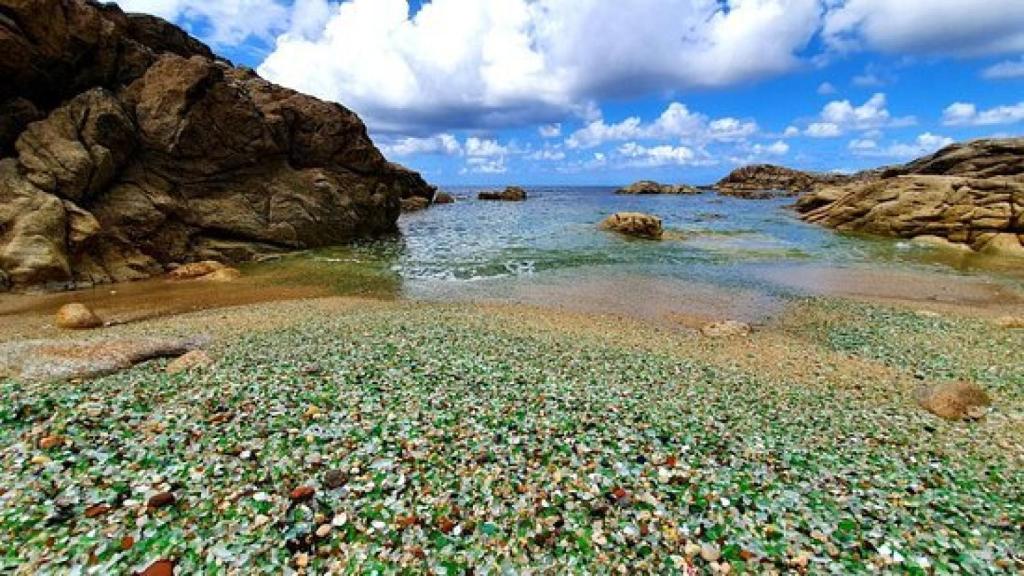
[0,0,434,291]
[796,139,1024,256]
[715,164,860,198]
[599,212,663,239]
[616,181,700,195]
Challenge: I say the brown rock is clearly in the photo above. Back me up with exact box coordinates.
[137,559,175,576]
[700,320,751,338]
[147,492,176,509]
[0,0,433,292]
[168,261,225,280]
[716,164,859,198]
[0,335,209,381]
[198,267,242,282]
[55,303,103,330]
[38,435,64,449]
[166,350,213,374]
[323,469,348,490]
[433,192,455,204]
[479,186,527,201]
[290,486,315,502]
[917,380,992,420]
[599,212,663,239]
[401,196,430,212]
[84,504,112,518]
[616,180,700,195]
[796,138,1024,252]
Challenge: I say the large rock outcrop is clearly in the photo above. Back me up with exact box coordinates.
[796,139,1024,256]
[616,181,701,195]
[0,0,434,291]
[715,164,863,198]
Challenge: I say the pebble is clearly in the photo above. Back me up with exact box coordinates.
[39,436,64,449]
[148,492,177,509]
[290,486,315,502]
[295,553,309,568]
[701,543,721,562]
[324,469,348,489]
[30,455,51,465]
[316,524,332,538]
[139,559,175,576]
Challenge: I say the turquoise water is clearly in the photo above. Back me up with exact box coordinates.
[302,187,1022,305]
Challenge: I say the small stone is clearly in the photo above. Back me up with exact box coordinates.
[700,543,721,562]
[290,486,315,502]
[138,559,175,576]
[39,435,64,449]
[55,303,103,330]
[304,405,322,419]
[30,455,51,465]
[315,524,332,538]
[324,469,348,489]
[700,320,751,338]
[85,504,112,518]
[294,553,309,568]
[166,351,213,375]
[147,492,176,509]
[121,536,135,550]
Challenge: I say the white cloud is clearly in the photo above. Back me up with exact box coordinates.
[753,140,790,156]
[462,156,507,174]
[526,148,566,161]
[823,0,1024,57]
[805,93,914,137]
[257,0,823,134]
[115,0,293,45]
[805,122,842,138]
[566,102,757,149]
[982,56,1024,79]
[849,132,954,158]
[616,142,709,168]
[817,82,837,95]
[379,133,462,156]
[538,124,562,138]
[782,125,801,138]
[942,101,1024,126]
[464,137,508,157]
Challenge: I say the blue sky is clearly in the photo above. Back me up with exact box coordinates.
[117,0,1024,185]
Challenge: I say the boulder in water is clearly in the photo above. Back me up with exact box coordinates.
[599,212,663,239]
[55,303,103,330]
[479,187,527,201]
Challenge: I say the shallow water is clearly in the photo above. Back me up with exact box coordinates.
[2,187,1022,327]
[313,187,1024,318]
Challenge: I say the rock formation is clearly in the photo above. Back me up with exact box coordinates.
[0,0,434,291]
[796,139,1024,256]
[479,187,527,202]
[599,212,663,239]
[616,181,701,195]
[715,164,861,198]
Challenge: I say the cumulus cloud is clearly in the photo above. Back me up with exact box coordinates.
[379,133,462,156]
[982,56,1024,80]
[849,132,954,158]
[804,93,913,137]
[942,101,1024,126]
[256,0,822,133]
[823,0,1024,56]
[538,124,563,138]
[115,0,293,45]
[616,143,711,168]
[566,103,757,149]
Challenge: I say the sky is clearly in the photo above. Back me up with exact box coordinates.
[115,0,1024,185]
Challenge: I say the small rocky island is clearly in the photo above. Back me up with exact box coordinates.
[479,186,527,201]
[616,181,701,195]
[0,0,434,292]
[714,164,859,198]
